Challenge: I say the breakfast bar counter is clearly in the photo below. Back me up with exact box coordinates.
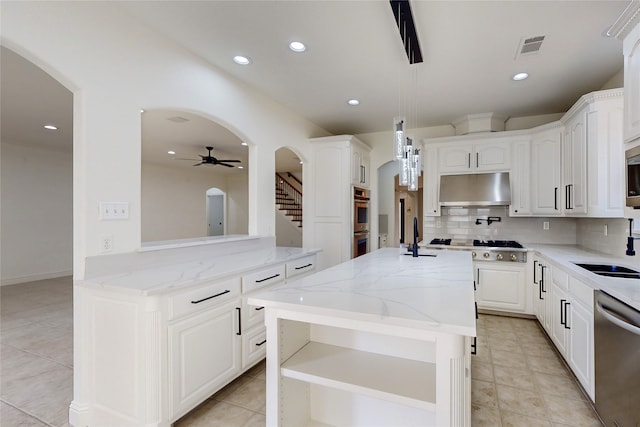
[249,247,476,426]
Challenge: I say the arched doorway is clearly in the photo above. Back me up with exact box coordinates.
[206,187,226,236]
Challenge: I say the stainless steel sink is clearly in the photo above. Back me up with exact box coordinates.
[574,263,640,279]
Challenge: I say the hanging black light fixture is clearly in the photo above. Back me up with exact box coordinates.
[389,0,423,64]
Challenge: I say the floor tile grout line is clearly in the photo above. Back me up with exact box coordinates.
[2,343,74,369]
[0,398,58,427]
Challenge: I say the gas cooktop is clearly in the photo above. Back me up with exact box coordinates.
[429,238,523,248]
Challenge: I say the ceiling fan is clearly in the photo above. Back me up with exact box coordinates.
[189,146,241,168]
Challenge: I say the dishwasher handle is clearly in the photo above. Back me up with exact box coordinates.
[596,301,640,336]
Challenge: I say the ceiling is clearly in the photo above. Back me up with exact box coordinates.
[1,1,629,172]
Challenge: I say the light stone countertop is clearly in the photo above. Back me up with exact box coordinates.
[248,247,476,336]
[78,246,320,296]
[526,244,640,311]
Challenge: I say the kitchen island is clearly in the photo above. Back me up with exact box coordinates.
[248,247,476,427]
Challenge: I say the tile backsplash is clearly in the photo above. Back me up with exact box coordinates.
[423,208,640,265]
[423,207,577,245]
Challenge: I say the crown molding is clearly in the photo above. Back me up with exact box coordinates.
[607,0,640,40]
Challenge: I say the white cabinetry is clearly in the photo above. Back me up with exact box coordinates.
[264,313,469,426]
[612,6,640,143]
[474,262,527,313]
[423,145,440,216]
[168,280,241,418]
[548,268,569,356]
[509,139,531,216]
[438,140,510,174]
[531,127,562,215]
[531,254,595,401]
[308,135,372,269]
[562,111,588,214]
[352,144,370,187]
[567,277,594,400]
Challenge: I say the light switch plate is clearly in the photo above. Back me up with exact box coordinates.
[99,202,129,220]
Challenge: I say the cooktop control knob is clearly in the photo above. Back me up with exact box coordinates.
[483,252,490,259]
[471,251,476,258]
[510,253,517,261]
[496,253,504,260]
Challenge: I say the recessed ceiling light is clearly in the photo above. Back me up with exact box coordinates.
[233,55,251,65]
[512,72,529,81]
[44,125,58,130]
[140,109,145,113]
[347,99,360,106]
[299,161,303,164]
[237,165,244,169]
[167,150,176,155]
[241,142,248,146]
[289,41,306,52]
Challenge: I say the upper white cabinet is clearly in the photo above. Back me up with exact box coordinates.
[352,144,370,187]
[423,145,441,216]
[531,127,562,215]
[611,5,640,143]
[562,110,588,215]
[509,138,531,216]
[438,140,510,174]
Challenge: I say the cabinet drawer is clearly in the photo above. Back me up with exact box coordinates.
[242,325,266,369]
[551,266,568,291]
[242,264,285,293]
[169,278,241,320]
[243,295,265,329]
[569,277,593,309]
[286,255,316,280]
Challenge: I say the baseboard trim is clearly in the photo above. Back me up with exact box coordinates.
[1,270,72,286]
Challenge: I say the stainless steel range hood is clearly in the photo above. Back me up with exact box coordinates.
[439,172,511,207]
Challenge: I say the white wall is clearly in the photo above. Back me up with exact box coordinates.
[0,2,328,278]
[1,141,73,284]
[141,162,250,242]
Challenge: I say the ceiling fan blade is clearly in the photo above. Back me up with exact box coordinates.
[217,162,235,168]
[217,159,241,163]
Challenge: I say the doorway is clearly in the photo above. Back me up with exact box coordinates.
[206,188,226,236]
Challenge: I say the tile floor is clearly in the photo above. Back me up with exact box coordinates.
[1,277,603,426]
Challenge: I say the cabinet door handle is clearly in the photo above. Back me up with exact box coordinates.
[471,336,477,355]
[476,152,479,168]
[540,266,546,293]
[256,273,280,283]
[533,260,538,284]
[569,184,573,209]
[294,263,313,270]
[554,187,558,210]
[191,289,230,304]
[468,153,471,169]
[255,306,265,311]
[560,299,566,325]
[477,268,480,285]
[475,301,478,320]
[564,302,571,329]
[236,307,242,336]
[255,339,267,347]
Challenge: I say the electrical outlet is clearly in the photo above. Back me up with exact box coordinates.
[101,235,113,252]
[543,221,549,230]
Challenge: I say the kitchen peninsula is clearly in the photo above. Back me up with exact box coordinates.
[249,247,476,427]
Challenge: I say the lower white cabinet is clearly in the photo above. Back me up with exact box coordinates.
[475,262,527,313]
[169,299,242,418]
[531,254,595,402]
[567,278,595,400]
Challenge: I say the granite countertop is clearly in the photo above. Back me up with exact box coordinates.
[78,246,320,296]
[248,247,476,336]
[525,244,640,311]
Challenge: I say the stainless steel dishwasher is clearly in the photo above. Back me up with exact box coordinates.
[594,290,640,426]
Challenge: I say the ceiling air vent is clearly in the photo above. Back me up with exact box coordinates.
[167,116,190,123]
[516,35,545,57]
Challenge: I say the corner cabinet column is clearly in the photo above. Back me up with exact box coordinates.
[307,135,372,270]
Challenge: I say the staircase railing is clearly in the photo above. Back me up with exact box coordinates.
[275,173,302,226]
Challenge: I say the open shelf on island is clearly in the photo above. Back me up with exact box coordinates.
[281,341,437,410]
